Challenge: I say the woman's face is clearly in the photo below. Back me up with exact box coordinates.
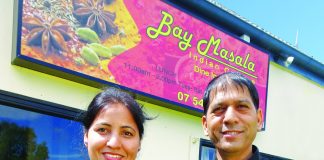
[84,103,141,160]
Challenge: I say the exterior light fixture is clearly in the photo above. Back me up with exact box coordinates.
[240,34,250,43]
[284,56,294,67]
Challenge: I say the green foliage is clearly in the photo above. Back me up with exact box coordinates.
[0,121,49,160]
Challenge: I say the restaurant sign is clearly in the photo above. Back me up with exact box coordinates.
[13,0,269,117]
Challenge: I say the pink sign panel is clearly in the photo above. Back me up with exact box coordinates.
[109,1,269,114]
[16,0,269,117]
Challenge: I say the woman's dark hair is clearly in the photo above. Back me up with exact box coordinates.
[203,72,259,115]
[81,88,149,140]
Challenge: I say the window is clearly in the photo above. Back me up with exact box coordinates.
[199,138,216,160]
[0,91,88,160]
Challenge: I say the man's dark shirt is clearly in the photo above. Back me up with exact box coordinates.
[214,145,291,160]
[250,145,291,160]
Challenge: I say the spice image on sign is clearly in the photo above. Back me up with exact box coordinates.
[21,0,141,83]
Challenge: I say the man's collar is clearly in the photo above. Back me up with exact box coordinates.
[249,145,260,160]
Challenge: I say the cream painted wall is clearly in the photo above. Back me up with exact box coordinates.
[1,1,324,160]
[254,64,324,160]
[138,101,204,160]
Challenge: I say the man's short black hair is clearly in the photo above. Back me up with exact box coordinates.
[203,72,259,115]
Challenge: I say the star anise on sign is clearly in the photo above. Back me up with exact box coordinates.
[23,16,72,54]
[73,0,118,38]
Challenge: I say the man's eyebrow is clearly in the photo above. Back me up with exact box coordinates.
[238,99,252,103]
[209,102,224,109]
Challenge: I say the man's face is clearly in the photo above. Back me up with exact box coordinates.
[202,84,262,154]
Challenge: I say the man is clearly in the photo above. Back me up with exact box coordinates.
[202,72,287,160]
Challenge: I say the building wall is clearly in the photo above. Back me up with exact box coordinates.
[255,63,324,160]
[1,1,323,159]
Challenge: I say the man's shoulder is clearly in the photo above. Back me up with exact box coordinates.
[252,145,291,160]
[259,152,292,160]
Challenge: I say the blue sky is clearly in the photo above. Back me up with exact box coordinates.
[215,0,324,63]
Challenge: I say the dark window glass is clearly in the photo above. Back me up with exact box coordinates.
[0,104,88,160]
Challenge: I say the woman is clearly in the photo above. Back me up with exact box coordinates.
[81,88,150,160]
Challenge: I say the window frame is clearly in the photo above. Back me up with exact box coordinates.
[0,89,83,121]
[199,138,216,160]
